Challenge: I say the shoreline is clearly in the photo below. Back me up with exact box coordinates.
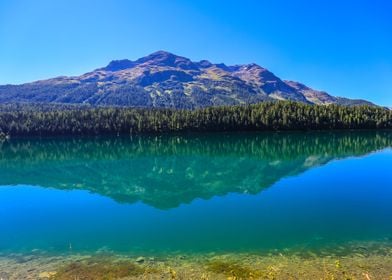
[1,243,391,279]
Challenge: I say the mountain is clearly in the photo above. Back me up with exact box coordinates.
[0,51,375,108]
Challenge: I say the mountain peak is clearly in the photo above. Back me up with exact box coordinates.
[100,51,198,72]
[135,50,198,70]
[244,63,264,69]
[103,59,136,72]
[197,60,213,68]
[138,50,177,61]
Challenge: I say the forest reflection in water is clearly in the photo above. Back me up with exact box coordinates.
[0,130,391,209]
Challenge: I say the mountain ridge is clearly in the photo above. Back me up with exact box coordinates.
[0,51,376,108]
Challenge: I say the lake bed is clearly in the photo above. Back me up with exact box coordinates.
[0,131,391,279]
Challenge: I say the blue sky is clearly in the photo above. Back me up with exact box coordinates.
[0,0,391,105]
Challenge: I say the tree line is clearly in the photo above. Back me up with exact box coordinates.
[0,101,391,137]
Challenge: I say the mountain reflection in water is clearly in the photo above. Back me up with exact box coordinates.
[0,131,391,209]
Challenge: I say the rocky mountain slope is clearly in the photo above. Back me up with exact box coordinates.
[0,51,375,108]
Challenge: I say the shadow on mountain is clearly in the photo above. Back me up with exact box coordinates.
[0,131,391,209]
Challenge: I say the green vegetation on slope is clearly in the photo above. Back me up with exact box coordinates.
[0,101,391,137]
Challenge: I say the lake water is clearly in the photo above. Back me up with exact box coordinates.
[0,131,391,257]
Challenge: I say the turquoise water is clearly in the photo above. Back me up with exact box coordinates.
[0,131,391,256]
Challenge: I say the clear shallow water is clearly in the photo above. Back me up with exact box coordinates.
[0,131,391,256]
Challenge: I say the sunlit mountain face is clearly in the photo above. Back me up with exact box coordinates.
[0,51,375,108]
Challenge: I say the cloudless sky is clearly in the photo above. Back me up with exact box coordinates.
[0,0,391,105]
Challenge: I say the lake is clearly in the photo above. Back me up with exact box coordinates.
[0,131,391,278]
